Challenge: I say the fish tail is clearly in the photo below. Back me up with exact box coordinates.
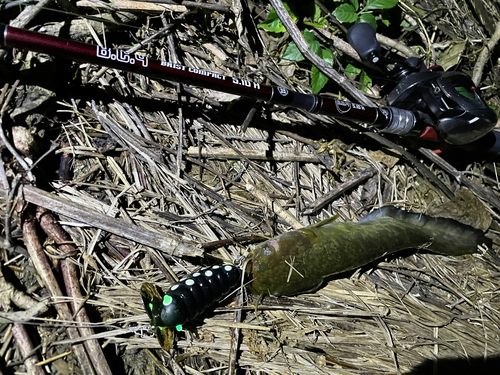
[360,206,490,255]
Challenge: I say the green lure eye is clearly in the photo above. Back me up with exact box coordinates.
[163,295,172,305]
[148,302,153,312]
[175,324,183,332]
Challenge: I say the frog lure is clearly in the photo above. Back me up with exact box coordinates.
[141,206,490,350]
[141,264,242,350]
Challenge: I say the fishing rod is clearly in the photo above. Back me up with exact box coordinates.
[0,23,497,151]
[0,24,414,132]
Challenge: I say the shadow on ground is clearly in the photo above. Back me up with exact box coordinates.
[408,356,500,375]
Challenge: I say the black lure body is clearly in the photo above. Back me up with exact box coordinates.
[142,264,241,330]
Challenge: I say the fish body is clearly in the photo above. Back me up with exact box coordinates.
[248,206,490,296]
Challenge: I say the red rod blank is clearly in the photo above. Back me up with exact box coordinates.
[1,24,402,129]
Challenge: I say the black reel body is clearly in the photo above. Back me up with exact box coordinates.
[387,69,497,145]
[347,23,497,146]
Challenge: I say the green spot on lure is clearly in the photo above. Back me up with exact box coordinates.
[247,206,490,296]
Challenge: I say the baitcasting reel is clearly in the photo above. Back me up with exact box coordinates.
[347,23,497,149]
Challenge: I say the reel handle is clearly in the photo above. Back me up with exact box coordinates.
[347,23,381,63]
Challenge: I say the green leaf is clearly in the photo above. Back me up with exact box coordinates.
[349,0,359,11]
[400,19,417,31]
[381,18,390,27]
[358,13,377,29]
[345,63,361,79]
[400,19,410,27]
[282,42,304,61]
[321,48,334,66]
[359,70,373,92]
[258,18,286,33]
[345,64,372,92]
[333,4,358,23]
[309,40,322,55]
[311,66,329,94]
[364,0,398,11]
[258,3,298,33]
[258,9,286,33]
[282,30,322,61]
[308,5,329,27]
[313,4,322,22]
[302,29,317,44]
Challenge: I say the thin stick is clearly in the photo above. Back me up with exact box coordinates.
[19,185,203,257]
[472,22,500,86]
[20,203,94,374]
[303,168,376,215]
[12,323,45,375]
[268,0,373,107]
[419,147,500,210]
[245,178,303,229]
[36,207,113,375]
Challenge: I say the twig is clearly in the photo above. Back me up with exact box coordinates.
[0,0,33,10]
[201,235,267,251]
[364,133,455,199]
[275,129,338,170]
[303,168,376,215]
[128,0,230,12]
[9,0,53,28]
[0,80,19,114]
[268,0,373,107]
[0,301,49,324]
[198,118,284,193]
[0,119,34,182]
[375,316,401,375]
[19,185,203,257]
[245,178,302,229]
[472,22,500,86]
[0,133,57,247]
[228,288,244,375]
[376,34,419,58]
[186,146,322,163]
[240,105,258,134]
[314,27,418,61]
[312,27,361,62]
[0,266,44,312]
[76,0,186,13]
[0,235,29,257]
[172,18,184,181]
[0,104,56,244]
[419,147,500,211]
[126,10,190,55]
[12,323,45,375]
[20,203,94,374]
[36,207,113,375]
